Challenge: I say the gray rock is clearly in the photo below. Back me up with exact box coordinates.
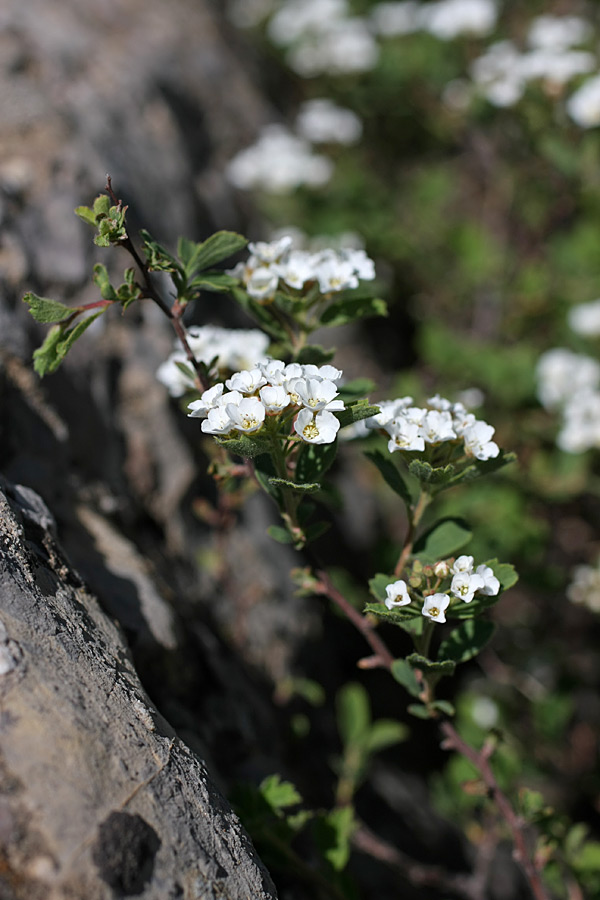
[0,476,278,900]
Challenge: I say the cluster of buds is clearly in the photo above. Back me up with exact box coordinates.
[384,555,500,623]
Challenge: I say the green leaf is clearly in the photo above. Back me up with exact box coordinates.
[313,806,356,872]
[268,477,321,493]
[364,450,412,506]
[438,619,496,664]
[413,517,472,562]
[407,703,432,719]
[32,326,64,376]
[140,229,180,273]
[368,572,393,603]
[338,378,376,400]
[320,295,388,328]
[187,230,247,273]
[74,205,97,226]
[408,460,454,485]
[431,700,455,717]
[260,774,302,814]
[55,310,105,359]
[571,841,600,872]
[406,653,456,676]
[92,264,117,301]
[267,525,294,544]
[391,658,422,697]
[296,441,338,483]
[215,434,272,458]
[335,402,380,429]
[365,719,409,753]
[92,194,111,217]
[364,601,418,623]
[303,520,331,543]
[337,683,371,747]
[23,293,74,324]
[188,271,240,293]
[231,288,289,342]
[490,559,519,591]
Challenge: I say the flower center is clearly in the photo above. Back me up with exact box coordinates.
[429,606,440,618]
[303,421,320,440]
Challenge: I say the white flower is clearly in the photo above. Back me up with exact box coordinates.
[275,250,314,290]
[567,75,600,129]
[422,593,450,623]
[427,394,452,411]
[527,15,591,51]
[422,409,456,443]
[384,579,412,609]
[267,0,349,46]
[225,368,267,394]
[536,348,600,410]
[247,236,293,264]
[568,299,600,337]
[370,1,422,37]
[387,418,425,453]
[246,266,279,301]
[451,571,485,603]
[291,377,345,412]
[463,420,500,460]
[287,18,379,77]
[156,351,196,397]
[201,405,236,435]
[452,555,474,575]
[422,0,498,40]
[434,560,449,578]
[567,561,600,613]
[475,564,500,596]
[295,98,363,145]
[470,41,525,108]
[260,358,287,385]
[294,409,341,443]
[557,390,600,453]
[187,383,225,418]
[225,396,266,433]
[226,124,333,193]
[313,254,359,293]
[364,397,414,430]
[340,247,376,280]
[259,384,291,413]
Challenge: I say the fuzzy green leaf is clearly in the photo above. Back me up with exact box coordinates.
[365,719,409,753]
[296,441,338,484]
[268,477,321,493]
[187,231,247,273]
[364,601,418,623]
[320,295,388,328]
[56,310,105,359]
[32,326,64,376]
[295,345,336,366]
[215,434,272,458]
[188,271,240,293]
[337,683,371,747]
[23,293,74,324]
[391,659,422,697]
[413,518,472,562]
[364,450,412,506]
[335,402,380,429]
[313,806,356,872]
[267,525,295,544]
[406,653,456,676]
[92,264,117,301]
[438,619,496,664]
[74,205,97,226]
[260,774,302,814]
[407,704,433,719]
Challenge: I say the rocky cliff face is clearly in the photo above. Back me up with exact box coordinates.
[0,476,277,899]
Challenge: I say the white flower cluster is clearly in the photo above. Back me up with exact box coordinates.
[156,326,271,397]
[188,359,345,444]
[384,555,500,623]
[371,0,498,41]
[267,0,379,77]
[229,235,375,303]
[366,394,500,461]
[567,560,600,614]
[225,99,361,194]
[536,347,600,453]
[226,124,333,194]
[465,13,598,114]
